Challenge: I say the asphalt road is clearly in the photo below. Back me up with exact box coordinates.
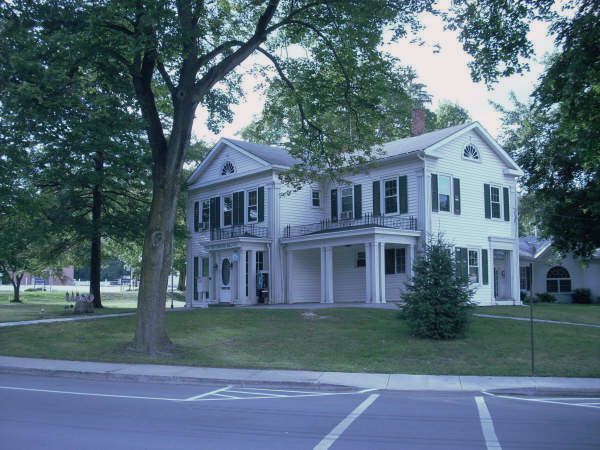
[0,373,598,449]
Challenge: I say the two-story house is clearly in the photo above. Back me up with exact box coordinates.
[186,121,523,307]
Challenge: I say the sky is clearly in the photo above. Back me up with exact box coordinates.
[192,9,556,143]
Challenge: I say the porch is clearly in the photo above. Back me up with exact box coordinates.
[282,226,421,304]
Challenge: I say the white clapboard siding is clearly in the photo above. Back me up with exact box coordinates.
[332,246,366,303]
[279,183,325,228]
[427,130,518,304]
[192,144,266,186]
[290,249,321,303]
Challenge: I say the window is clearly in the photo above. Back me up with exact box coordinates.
[490,186,501,219]
[247,189,258,223]
[193,257,199,300]
[312,190,321,207]
[520,266,531,291]
[223,195,233,226]
[341,187,353,219]
[221,259,231,285]
[356,251,366,268]
[201,257,209,278]
[546,266,571,293]
[201,200,210,230]
[463,144,480,160]
[256,251,264,271]
[438,175,451,212]
[385,248,406,274]
[468,249,479,283]
[384,179,398,214]
[221,161,235,175]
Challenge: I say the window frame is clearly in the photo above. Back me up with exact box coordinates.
[520,266,531,291]
[312,190,321,208]
[356,251,366,268]
[384,247,406,275]
[256,251,264,272]
[383,178,398,215]
[489,185,502,220]
[200,199,210,230]
[546,266,571,293]
[467,249,480,284]
[437,174,452,213]
[462,143,481,163]
[246,188,258,224]
[222,193,233,227]
[340,186,354,219]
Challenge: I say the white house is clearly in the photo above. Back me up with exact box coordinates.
[186,121,523,307]
[519,236,600,302]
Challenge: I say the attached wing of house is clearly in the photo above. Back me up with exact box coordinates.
[186,122,524,307]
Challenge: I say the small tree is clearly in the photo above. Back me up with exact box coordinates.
[402,235,474,339]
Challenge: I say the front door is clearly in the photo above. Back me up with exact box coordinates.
[493,250,511,300]
[220,258,232,302]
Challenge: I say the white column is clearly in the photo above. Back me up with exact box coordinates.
[409,244,415,278]
[237,249,246,304]
[320,247,327,303]
[286,248,294,304]
[378,242,386,303]
[248,250,257,304]
[365,242,372,303]
[208,252,215,302]
[325,246,334,303]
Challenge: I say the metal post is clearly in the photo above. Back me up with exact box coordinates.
[170,271,174,309]
[529,298,535,376]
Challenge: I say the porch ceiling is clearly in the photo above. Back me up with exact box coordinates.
[204,237,271,251]
[282,226,420,250]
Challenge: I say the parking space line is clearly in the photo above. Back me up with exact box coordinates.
[184,385,232,401]
[475,396,502,450]
[0,385,182,402]
[484,392,600,410]
[313,393,379,450]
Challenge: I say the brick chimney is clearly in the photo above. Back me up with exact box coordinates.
[411,108,426,136]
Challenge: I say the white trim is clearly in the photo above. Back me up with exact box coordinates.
[461,142,482,163]
[311,189,321,208]
[246,187,259,224]
[383,177,399,215]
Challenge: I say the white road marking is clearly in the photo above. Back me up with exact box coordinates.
[475,396,502,450]
[184,385,232,401]
[227,390,286,397]
[484,392,600,410]
[0,385,181,402]
[313,393,379,450]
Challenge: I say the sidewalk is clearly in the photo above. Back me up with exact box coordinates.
[474,313,600,329]
[1,355,598,393]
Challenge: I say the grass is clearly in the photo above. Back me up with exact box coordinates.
[0,308,598,377]
[478,303,600,325]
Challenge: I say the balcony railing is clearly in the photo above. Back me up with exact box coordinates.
[210,224,269,241]
[283,214,418,239]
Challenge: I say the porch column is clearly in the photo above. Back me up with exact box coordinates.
[366,242,380,303]
[248,250,257,304]
[237,249,246,304]
[286,248,294,304]
[409,244,416,278]
[378,242,386,303]
[320,246,334,303]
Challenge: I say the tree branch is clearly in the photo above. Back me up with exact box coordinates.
[156,59,175,94]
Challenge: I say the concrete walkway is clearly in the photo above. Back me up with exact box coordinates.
[0,355,598,393]
[474,313,600,329]
[0,312,135,328]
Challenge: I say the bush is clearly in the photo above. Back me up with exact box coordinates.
[536,292,557,303]
[401,234,474,339]
[572,288,592,304]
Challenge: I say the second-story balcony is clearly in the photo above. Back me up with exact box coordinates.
[210,224,269,241]
[282,214,418,239]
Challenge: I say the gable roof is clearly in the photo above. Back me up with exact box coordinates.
[188,121,522,186]
[519,236,600,260]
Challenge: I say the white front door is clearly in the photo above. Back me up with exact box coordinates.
[493,250,511,300]
[220,258,232,302]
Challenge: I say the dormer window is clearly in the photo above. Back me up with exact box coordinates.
[221,161,235,175]
[463,144,480,161]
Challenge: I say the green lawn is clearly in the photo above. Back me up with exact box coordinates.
[478,304,600,325]
[0,308,598,377]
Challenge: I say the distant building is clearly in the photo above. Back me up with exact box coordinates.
[519,237,600,302]
[20,266,75,287]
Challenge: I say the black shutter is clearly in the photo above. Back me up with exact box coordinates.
[193,201,199,232]
[526,265,532,291]
[503,187,510,221]
[431,174,439,212]
[372,181,381,216]
[331,189,338,222]
[481,249,489,285]
[210,196,220,229]
[257,186,265,222]
[354,184,362,219]
[399,176,408,214]
[233,191,244,225]
[484,184,491,219]
[453,178,461,215]
[455,247,468,282]
[193,256,199,301]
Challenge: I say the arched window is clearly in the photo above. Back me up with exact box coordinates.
[546,266,571,293]
[463,144,480,161]
[221,161,235,176]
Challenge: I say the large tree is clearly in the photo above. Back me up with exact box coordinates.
[496,1,600,257]
[3,0,558,353]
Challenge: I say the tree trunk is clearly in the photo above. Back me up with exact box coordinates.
[10,273,23,303]
[176,260,186,291]
[90,151,104,308]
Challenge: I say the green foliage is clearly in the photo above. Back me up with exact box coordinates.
[496,2,600,257]
[432,101,471,129]
[402,235,474,339]
[571,289,592,305]
[536,292,557,303]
